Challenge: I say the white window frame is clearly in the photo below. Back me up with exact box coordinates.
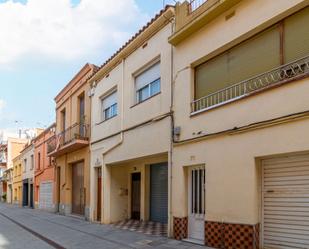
[101,90,118,121]
[135,60,161,104]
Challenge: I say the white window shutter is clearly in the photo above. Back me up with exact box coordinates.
[102,91,117,110]
[135,62,160,90]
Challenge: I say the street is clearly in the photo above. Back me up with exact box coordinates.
[0,203,207,249]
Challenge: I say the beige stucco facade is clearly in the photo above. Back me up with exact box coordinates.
[170,0,309,247]
[49,64,97,219]
[12,155,22,206]
[20,142,35,208]
[5,138,28,204]
[89,7,175,233]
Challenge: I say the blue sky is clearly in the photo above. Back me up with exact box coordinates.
[0,0,175,134]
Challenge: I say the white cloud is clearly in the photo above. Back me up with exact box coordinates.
[0,0,147,66]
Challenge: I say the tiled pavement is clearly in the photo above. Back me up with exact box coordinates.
[112,219,167,236]
[0,203,211,249]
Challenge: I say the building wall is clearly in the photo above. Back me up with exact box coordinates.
[12,156,22,205]
[56,147,90,217]
[54,64,95,219]
[21,145,34,180]
[90,21,173,223]
[170,0,309,245]
[34,125,56,210]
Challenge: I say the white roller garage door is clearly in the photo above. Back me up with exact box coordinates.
[39,182,53,210]
[262,154,309,248]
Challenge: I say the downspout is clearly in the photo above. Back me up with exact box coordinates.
[168,19,175,238]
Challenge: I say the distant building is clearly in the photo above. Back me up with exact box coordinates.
[12,154,22,206]
[20,141,35,208]
[33,124,56,211]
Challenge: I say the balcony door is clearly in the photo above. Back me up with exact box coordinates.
[72,161,85,216]
[79,94,85,137]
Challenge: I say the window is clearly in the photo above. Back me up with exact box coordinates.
[135,61,161,103]
[61,109,66,132]
[101,91,117,121]
[78,93,85,124]
[194,7,309,101]
[24,159,27,172]
[195,26,280,99]
[37,152,41,170]
[30,155,34,170]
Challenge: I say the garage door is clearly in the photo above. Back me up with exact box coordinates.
[150,163,168,224]
[39,182,53,210]
[262,154,309,248]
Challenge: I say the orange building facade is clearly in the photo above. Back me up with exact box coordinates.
[34,124,56,211]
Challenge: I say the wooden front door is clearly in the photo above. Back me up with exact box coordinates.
[131,173,141,220]
[72,162,85,215]
[97,167,102,221]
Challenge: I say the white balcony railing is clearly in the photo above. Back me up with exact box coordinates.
[191,55,309,113]
[189,0,209,13]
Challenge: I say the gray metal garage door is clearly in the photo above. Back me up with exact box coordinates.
[262,154,309,248]
[39,182,53,210]
[150,163,168,224]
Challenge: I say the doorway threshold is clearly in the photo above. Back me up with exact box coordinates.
[182,238,204,246]
[67,214,85,220]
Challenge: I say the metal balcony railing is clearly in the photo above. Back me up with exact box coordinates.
[191,55,309,113]
[47,123,89,154]
[189,0,209,13]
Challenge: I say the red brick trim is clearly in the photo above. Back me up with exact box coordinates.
[173,217,188,240]
[205,221,260,249]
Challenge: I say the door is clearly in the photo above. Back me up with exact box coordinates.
[72,162,85,215]
[29,184,34,208]
[39,182,53,210]
[262,154,309,248]
[131,172,141,220]
[150,163,168,224]
[97,167,102,221]
[188,166,205,242]
[22,182,28,207]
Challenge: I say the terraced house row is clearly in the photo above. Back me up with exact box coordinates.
[1,0,309,248]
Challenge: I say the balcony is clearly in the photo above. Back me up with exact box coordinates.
[191,55,309,113]
[189,0,209,13]
[169,0,241,45]
[47,123,89,157]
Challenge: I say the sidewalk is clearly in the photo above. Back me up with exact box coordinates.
[0,203,211,249]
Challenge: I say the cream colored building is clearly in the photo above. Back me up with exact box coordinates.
[5,137,28,204]
[89,6,175,234]
[20,142,35,208]
[169,0,309,248]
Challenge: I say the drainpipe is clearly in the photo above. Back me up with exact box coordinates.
[168,19,175,238]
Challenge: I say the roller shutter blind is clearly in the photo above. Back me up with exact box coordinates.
[262,154,309,248]
[150,163,168,224]
[195,26,281,99]
[284,7,309,63]
[135,62,160,91]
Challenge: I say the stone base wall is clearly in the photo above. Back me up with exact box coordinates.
[205,221,260,249]
[173,217,188,240]
[59,203,71,216]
